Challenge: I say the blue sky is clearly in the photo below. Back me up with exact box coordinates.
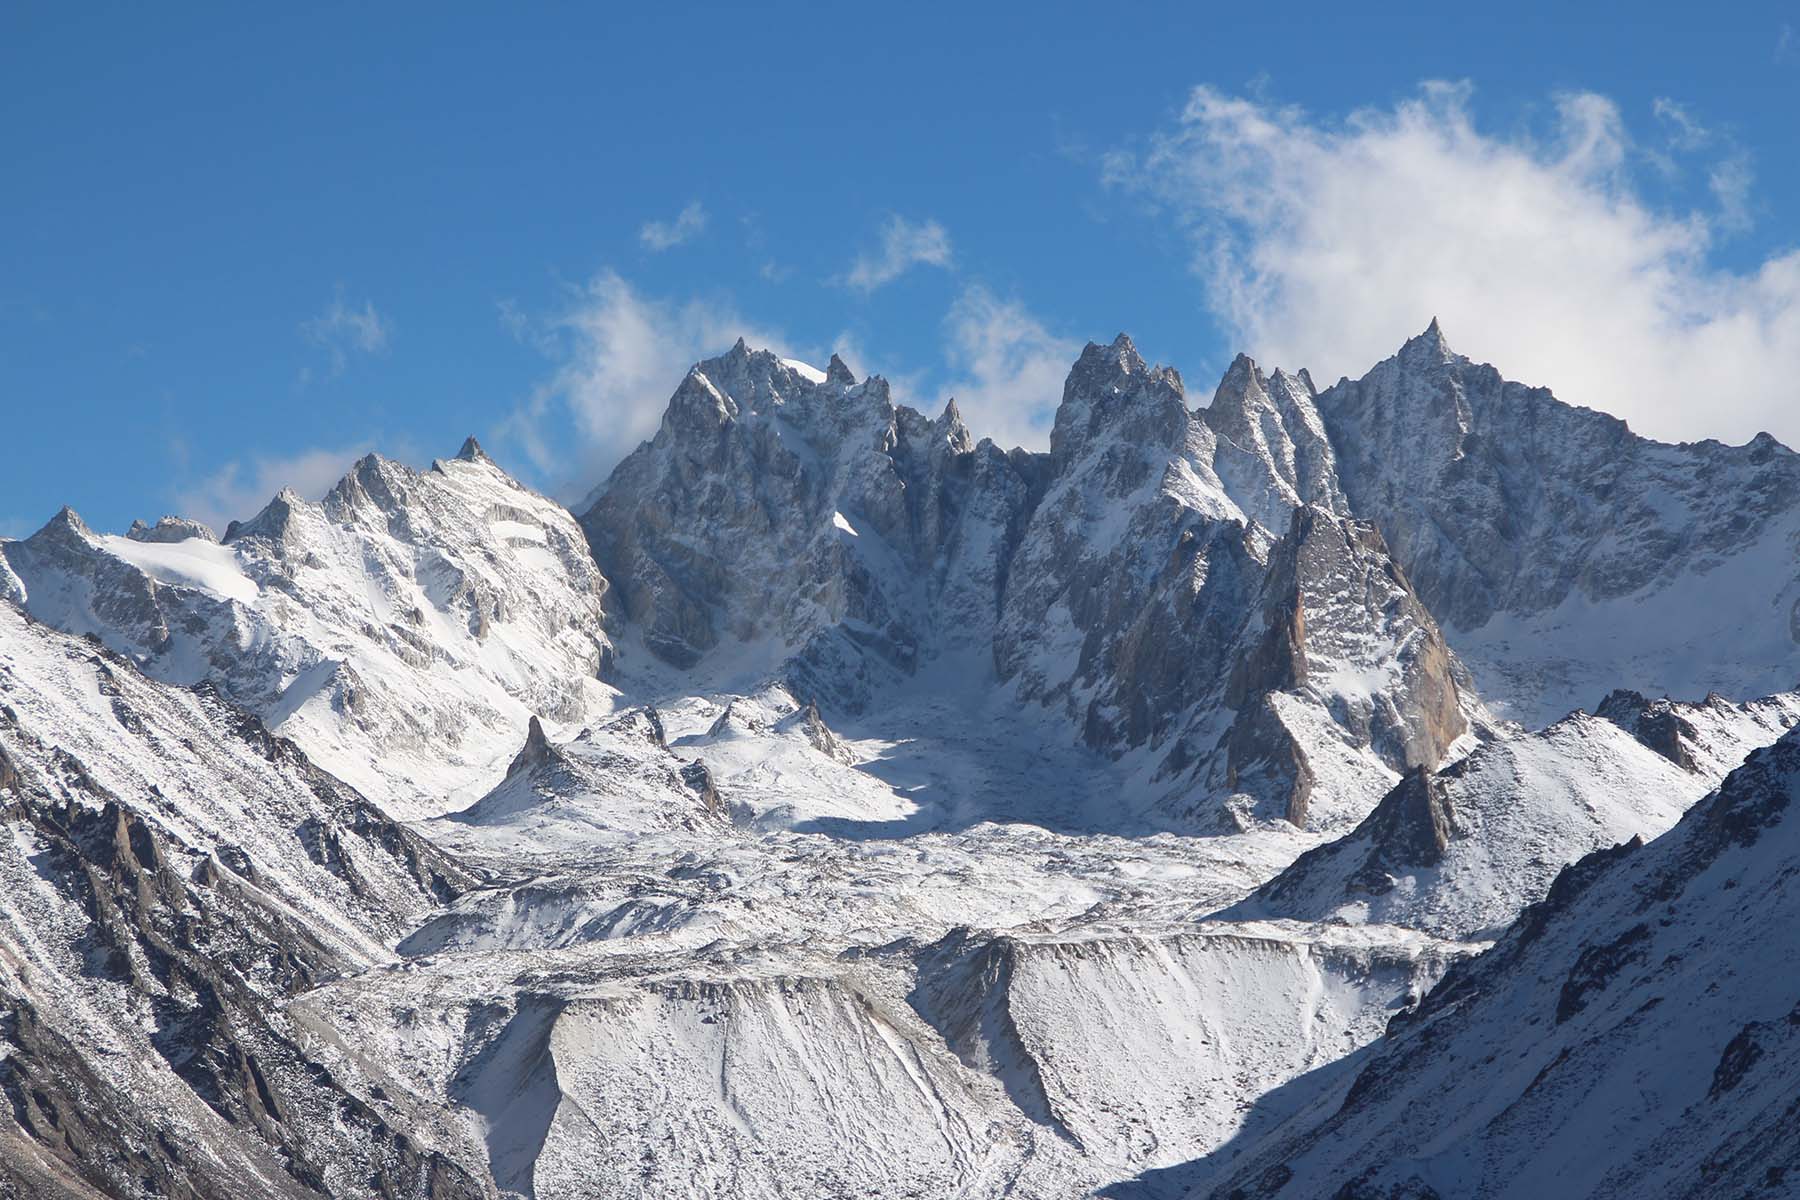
[4,2,1798,535]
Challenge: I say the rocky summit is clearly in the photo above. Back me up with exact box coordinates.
[4,323,1799,1198]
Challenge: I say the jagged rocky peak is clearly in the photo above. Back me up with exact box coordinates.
[455,434,492,464]
[581,338,1042,703]
[506,714,557,777]
[322,451,417,523]
[825,351,856,386]
[31,505,93,544]
[1317,318,1800,724]
[1401,314,1454,365]
[1051,333,1190,464]
[934,395,976,454]
[1203,351,1347,533]
[1338,766,1459,893]
[653,339,898,448]
[222,487,305,544]
[126,515,218,544]
[775,697,859,765]
[1595,688,1704,770]
[978,331,1485,832]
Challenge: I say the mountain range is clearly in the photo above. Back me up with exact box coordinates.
[2,322,1797,1198]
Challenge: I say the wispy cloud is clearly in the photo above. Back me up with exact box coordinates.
[1108,81,1800,448]
[1778,23,1795,63]
[171,442,374,535]
[499,270,790,493]
[300,289,391,379]
[940,285,1081,450]
[639,201,709,252]
[1709,154,1756,231]
[844,216,954,292]
[1651,96,1710,150]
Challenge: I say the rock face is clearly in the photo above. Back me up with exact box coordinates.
[991,336,1482,831]
[581,343,1042,709]
[1202,354,1345,534]
[1203,725,1800,1200]
[1318,320,1800,723]
[1,446,615,818]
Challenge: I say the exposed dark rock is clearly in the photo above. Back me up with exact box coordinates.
[1555,923,1652,1023]
[1595,689,1702,770]
[0,756,486,1198]
[680,760,724,817]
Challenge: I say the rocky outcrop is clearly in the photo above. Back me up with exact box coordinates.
[1595,689,1703,770]
[127,515,219,543]
[776,699,858,765]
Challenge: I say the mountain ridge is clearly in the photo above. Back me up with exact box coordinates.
[3,321,1799,1199]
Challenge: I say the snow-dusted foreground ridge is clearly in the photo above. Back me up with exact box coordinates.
[2,323,1799,1198]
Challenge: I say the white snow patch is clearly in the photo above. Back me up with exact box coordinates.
[781,357,828,384]
[98,535,260,605]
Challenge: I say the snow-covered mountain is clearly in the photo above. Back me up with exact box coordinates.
[1,441,614,818]
[587,334,1488,835]
[1320,321,1800,725]
[4,323,1800,1199]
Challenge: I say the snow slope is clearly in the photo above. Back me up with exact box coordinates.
[1230,692,1800,939]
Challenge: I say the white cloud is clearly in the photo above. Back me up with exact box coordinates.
[1652,96,1709,150]
[1778,23,1794,63]
[173,442,373,535]
[1709,154,1756,232]
[940,285,1082,450]
[639,201,708,252]
[500,270,789,492]
[1110,82,1800,448]
[845,216,954,292]
[301,290,391,377]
